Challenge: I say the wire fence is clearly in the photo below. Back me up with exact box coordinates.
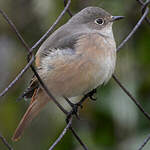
[0,0,150,150]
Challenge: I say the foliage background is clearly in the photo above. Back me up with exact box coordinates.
[0,0,150,150]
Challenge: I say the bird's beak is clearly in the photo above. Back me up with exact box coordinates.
[111,16,125,22]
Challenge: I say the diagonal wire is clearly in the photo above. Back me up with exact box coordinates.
[137,0,150,25]
[64,0,73,17]
[30,0,71,53]
[112,75,150,120]
[48,117,72,150]
[0,9,29,50]
[0,133,13,150]
[69,127,88,150]
[138,134,150,150]
[0,56,34,97]
[30,65,67,114]
[117,7,149,51]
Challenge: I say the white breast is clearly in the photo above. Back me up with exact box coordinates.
[92,51,116,91]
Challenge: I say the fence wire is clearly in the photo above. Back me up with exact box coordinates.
[0,0,150,150]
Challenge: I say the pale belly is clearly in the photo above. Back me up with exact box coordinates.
[79,51,116,95]
[39,50,116,98]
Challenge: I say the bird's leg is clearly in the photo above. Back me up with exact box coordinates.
[64,97,82,122]
[64,88,97,122]
[74,88,97,108]
[88,89,97,101]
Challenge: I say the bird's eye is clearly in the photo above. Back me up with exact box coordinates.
[95,18,104,25]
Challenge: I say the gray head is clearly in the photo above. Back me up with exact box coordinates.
[67,7,124,31]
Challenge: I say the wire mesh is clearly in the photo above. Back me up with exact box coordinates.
[0,0,150,150]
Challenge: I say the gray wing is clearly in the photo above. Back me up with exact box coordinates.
[36,23,86,60]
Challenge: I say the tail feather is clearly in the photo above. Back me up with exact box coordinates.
[12,92,49,141]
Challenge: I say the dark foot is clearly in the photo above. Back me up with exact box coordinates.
[64,97,83,123]
[88,89,97,101]
[64,89,97,123]
[81,89,97,102]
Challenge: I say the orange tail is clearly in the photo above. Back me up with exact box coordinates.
[12,92,49,141]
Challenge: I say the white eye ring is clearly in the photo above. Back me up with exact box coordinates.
[95,18,104,25]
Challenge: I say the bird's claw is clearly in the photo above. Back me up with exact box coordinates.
[87,89,97,101]
[66,103,81,123]
[89,95,96,101]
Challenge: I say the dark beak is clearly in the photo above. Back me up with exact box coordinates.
[111,16,125,22]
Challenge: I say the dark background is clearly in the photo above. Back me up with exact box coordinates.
[0,0,150,150]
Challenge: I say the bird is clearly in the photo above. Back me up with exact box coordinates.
[12,6,124,141]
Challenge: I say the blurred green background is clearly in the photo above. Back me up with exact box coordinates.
[0,0,150,150]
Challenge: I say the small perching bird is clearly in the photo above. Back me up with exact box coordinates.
[12,6,124,141]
